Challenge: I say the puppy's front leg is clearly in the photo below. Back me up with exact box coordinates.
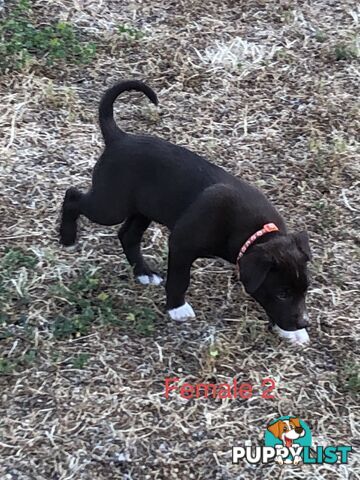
[166,245,195,322]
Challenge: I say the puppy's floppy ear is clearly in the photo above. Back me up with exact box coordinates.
[290,417,301,428]
[267,421,282,439]
[239,246,272,294]
[293,231,311,261]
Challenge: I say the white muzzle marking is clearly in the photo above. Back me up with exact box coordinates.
[273,324,310,344]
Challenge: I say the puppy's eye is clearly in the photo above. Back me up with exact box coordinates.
[283,426,288,432]
[277,290,291,301]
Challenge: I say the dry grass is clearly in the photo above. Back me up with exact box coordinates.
[0,0,359,479]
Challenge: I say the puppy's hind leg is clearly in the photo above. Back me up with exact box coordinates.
[118,214,163,285]
[59,187,83,246]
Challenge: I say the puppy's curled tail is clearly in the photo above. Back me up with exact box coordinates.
[99,80,158,145]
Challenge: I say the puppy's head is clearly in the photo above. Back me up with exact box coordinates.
[268,418,304,442]
[239,231,311,332]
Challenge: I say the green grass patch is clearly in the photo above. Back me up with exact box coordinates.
[117,24,144,41]
[126,307,156,336]
[71,353,91,369]
[51,271,118,339]
[315,30,327,43]
[52,270,157,339]
[0,247,38,315]
[0,348,38,375]
[343,362,360,395]
[1,247,37,270]
[0,357,16,375]
[334,42,359,61]
[0,0,96,72]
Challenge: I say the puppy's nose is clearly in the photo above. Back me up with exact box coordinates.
[295,427,303,434]
[296,317,309,329]
[296,311,309,329]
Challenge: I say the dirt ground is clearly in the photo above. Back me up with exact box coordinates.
[0,1,359,479]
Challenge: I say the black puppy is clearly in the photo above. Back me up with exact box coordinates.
[60,80,311,344]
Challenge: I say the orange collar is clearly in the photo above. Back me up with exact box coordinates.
[236,223,279,266]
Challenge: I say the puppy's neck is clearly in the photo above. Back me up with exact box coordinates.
[228,229,283,264]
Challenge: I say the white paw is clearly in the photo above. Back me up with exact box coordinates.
[168,302,195,322]
[137,274,163,286]
[275,456,284,465]
[62,244,77,252]
[293,455,302,465]
[273,325,310,344]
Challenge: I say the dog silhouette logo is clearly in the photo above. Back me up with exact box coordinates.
[265,416,312,465]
